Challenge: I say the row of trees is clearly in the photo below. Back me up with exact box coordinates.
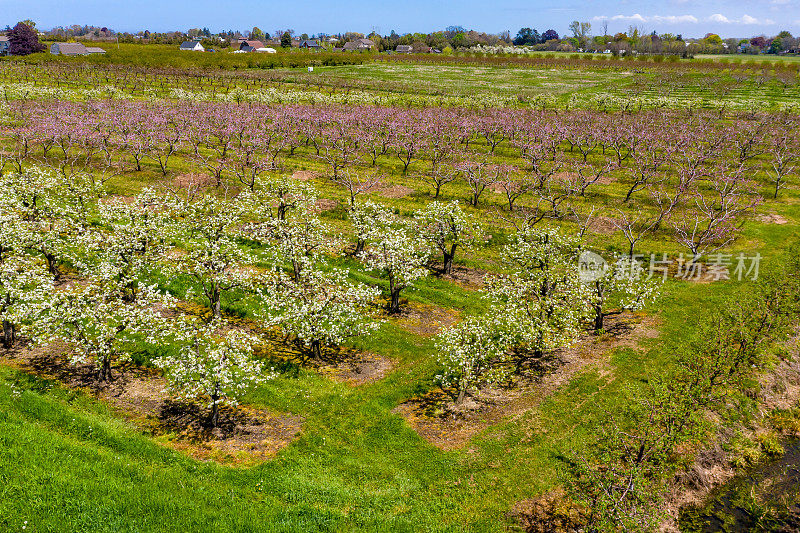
[512,23,799,56]
[3,100,786,261]
[0,165,670,422]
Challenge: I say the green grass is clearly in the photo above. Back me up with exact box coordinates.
[2,52,800,531]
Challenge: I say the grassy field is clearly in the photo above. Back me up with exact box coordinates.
[3,49,798,111]
[1,50,799,532]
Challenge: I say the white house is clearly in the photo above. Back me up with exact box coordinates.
[179,41,205,52]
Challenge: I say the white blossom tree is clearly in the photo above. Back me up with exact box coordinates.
[38,279,174,382]
[155,319,273,428]
[0,256,53,348]
[582,255,660,331]
[359,223,431,314]
[81,188,172,301]
[238,176,317,221]
[349,200,394,255]
[258,267,381,361]
[1,167,94,280]
[248,205,336,282]
[486,227,592,355]
[414,200,485,275]
[168,192,254,319]
[435,315,511,404]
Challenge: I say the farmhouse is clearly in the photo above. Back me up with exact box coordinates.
[50,42,89,56]
[395,45,413,53]
[0,36,9,56]
[342,38,375,51]
[299,39,322,49]
[239,40,264,52]
[179,41,204,52]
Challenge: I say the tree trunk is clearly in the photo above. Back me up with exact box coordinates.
[210,402,220,428]
[292,260,302,282]
[389,288,401,314]
[310,339,322,361]
[2,320,15,349]
[443,252,454,275]
[456,387,466,405]
[211,286,221,318]
[99,356,112,382]
[594,307,604,332]
[209,385,221,428]
[44,252,60,280]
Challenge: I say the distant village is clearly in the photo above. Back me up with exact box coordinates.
[177,36,442,55]
[1,21,798,57]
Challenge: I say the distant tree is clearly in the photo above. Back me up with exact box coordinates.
[569,21,592,48]
[514,28,535,46]
[8,22,45,56]
[541,29,559,42]
[281,31,292,48]
[250,26,265,41]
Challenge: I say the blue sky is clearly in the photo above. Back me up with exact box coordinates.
[4,0,799,38]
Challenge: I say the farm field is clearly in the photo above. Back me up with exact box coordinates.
[1,51,800,532]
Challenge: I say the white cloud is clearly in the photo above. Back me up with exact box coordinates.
[707,13,775,25]
[592,13,698,24]
[651,15,699,24]
[593,12,778,27]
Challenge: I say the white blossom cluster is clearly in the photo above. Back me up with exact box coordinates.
[258,268,381,360]
[414,200,486,274]
[356,210,432,313]
[435,226,659,402]
[155,319,275,416]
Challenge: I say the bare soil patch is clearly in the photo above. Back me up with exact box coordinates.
[315,198,339,212]
[315,352,394,386]
[394,313,660,450]
[393,301,461,337]
[430,264,488,290]
[756,213,789,225]
[291,170,320,181]
[250,325,395,387]
[586,215,619,235]
[1,341,302,466]
[374,184,415,199]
